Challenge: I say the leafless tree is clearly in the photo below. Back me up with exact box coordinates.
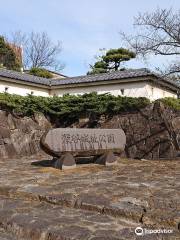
[8,31,64,71]
[10,31,27,47]
[120,8,180,76]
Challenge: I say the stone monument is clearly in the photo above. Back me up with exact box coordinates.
[41,128,126,170]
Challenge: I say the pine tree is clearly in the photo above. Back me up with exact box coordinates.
[88,48,136,74]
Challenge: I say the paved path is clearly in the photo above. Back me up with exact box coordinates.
[0,157,179,239]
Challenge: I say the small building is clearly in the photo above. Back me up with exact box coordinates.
[0,68,179,100]
[46,70,67,80]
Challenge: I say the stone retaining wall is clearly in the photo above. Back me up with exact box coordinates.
[75,102,180,160]
[0,111,51,159]
[99,102,180,159]
[0,102,179,159]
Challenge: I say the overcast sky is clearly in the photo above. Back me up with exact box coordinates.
[0,0,179,76]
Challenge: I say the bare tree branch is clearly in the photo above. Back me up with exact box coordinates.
[8,31,64,71]
[120,8,180,76]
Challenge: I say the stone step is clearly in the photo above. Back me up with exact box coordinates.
[0,186,146,224]
[0,197,138,240]
[158,157,180,161]
[1,188,180,233]
[1,197,179,240]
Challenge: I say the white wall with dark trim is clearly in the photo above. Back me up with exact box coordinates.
[0,80,49,96]
[0,78,177,100]
[51,81,177,101]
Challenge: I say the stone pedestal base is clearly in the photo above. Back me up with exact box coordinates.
[54,153,76,170]
[95,151,117,166]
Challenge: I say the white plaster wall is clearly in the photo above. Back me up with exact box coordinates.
[0,80,49,97]
[51,82,150,98]
[51,82,177,100]
[0,79,177,100]
[145,84,176,100]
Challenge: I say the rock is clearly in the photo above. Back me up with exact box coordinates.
[99,103,180,160]
[0,127,10,138]
[95,151,117,165]
[41,128,126,157]
[54,153,76,170]
[0,110,52,159]
[7,114,16,130]
[34,113,51,130]
[0,110,8,127]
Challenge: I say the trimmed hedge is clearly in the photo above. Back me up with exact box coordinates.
[0,92,150,119]
[160,97,180,110]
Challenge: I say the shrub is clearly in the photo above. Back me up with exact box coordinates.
[160,97,180,110]
[29,67,53,78]
[0,92,151,119]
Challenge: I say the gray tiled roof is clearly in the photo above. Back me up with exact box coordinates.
[0,68,50,86]
[0,68,179,90]
[164,78,180,88]
[51,68,154,86]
